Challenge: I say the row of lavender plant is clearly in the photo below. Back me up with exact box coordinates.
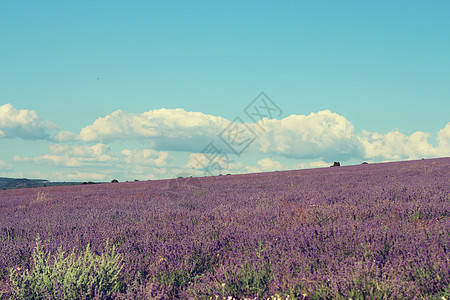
[1,158,449,299]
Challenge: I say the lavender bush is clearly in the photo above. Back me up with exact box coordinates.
[0,157,449,299]
[8,236,123,299]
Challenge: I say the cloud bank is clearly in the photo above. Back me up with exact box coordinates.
[15,144,169,169]
[67,108,449,161]
[14,144,170,181]
[2,103,449,181]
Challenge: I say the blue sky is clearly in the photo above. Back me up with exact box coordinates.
[1,1,449,182]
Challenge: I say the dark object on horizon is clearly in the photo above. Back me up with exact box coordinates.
[111,179,119,183]
[362,162,368,165]
[331,162,340,167]
[0,177,49,189]
[1,177,89,190]
[134,179,139,182]
[421,158,425,160]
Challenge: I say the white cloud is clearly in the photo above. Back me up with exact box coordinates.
[186,153,243,175]
[254,113,449,162]
[50,144,115,161]
[65,171,109,181]
[77,108,230,151]
[14,144,171,181]
[292,160,330,169]
[308,161,330,168]
[245,165,261,173]
[15,144,118,167]
[54,130,78,142]
[257,158,283,171]
[15,154,83,167]
[437,123,450,155]
[0,160,13,171]
[121,149,169,167]
[244,158,330,174]
[254,110,362,160]
[359,123,450,160]
[0,104,56,140]
[244,158,283,173]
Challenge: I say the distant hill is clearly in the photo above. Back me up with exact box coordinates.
[0,177,80,190]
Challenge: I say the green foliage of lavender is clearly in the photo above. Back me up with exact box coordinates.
[0,158,449,299]
[8,236,123,299]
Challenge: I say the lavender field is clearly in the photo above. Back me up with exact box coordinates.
[1,158,449,299]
